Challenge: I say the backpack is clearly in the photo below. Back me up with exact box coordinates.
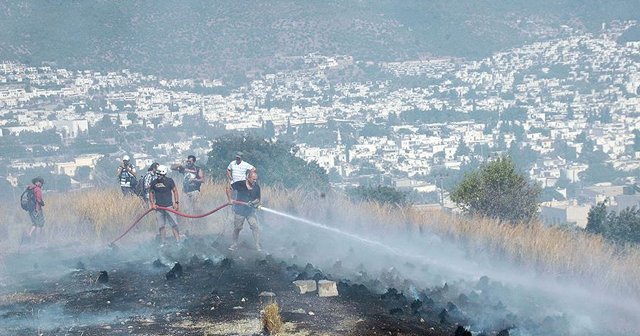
[183,166,202,192]
[134,172,155,198]
[119,165,137,188]
[20,187,36,212]
[133,176,145,197]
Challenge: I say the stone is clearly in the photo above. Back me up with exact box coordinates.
[317,280,339,297]
[171,263,183,277]
[293,280,317,294]
[258,291,276,298]
[258,291,276,304]
[97,271,109,284]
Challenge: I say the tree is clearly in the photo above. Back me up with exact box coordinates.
[360,122,387,137]
[75,166,92,182]
[633,130,640,152]
[96,114,114,130]
[586,202,640,245]
[263,120,275,138]
[585,202,607,234]
[205,135,329,190]
[450,156,541,223]
[93,156,120,186]
[126,112,138,123]
[347,185,408,206]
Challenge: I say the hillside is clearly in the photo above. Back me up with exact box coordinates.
[1,185,640,335]
[0,1,637,79]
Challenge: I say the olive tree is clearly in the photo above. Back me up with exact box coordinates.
[450,156,541,223]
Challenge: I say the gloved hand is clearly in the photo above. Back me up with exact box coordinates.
[39,201,45,207]
[248,200,260,208]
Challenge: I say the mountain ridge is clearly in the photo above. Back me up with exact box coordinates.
[0,1,637,79]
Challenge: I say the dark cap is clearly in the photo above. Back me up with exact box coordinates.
[235,151,244,158]
[32,176,44,185]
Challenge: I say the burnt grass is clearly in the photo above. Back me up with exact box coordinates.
[0,236,521,336]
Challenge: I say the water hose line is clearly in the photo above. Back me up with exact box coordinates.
[110,201,250,245]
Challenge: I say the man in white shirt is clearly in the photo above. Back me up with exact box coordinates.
[226,151,255,201]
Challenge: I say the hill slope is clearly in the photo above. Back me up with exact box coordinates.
[0,0,637,78]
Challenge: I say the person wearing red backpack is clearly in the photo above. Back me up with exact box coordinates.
[27,177,45,239]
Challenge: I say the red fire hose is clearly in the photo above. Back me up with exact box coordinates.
[110,201,250,245]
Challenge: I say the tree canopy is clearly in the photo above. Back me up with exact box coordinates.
[347,185,408,206]
[205,135,329,190]
[450,156,541,223]
[586,202,640,245]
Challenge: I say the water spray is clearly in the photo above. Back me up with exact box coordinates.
[256,205,406,256]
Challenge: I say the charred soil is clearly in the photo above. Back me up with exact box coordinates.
[0,237,468,336]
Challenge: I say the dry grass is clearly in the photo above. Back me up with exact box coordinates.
[262,185,640,297]
[3,181,640,297]
[262,302,284,335]
[2,180,231,249]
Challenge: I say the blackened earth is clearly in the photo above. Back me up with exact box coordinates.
[0,235,538,335]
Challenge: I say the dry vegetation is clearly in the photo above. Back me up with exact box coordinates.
[3,181,640,297]
[262,302,284,335]
[264,185,640,297]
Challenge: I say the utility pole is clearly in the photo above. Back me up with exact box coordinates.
[439,175,444,206]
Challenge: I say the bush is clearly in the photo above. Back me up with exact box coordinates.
[347,185,408,206]
[450,156,540,223]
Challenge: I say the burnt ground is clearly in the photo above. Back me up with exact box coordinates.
[0,236,475,336]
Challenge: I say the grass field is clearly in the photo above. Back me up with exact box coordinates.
[1,180,639,297]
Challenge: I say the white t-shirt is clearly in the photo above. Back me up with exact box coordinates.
[227,160,255,183]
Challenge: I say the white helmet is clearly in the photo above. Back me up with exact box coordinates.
[156,165,168,175]
[122,155,130,161]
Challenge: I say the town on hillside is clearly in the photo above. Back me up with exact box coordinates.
[1,20,639,228]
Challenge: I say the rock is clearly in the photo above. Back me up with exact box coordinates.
[220,258,234,269]
[97,271,109,284]
[457,293,469,305]
[454,325,472,336]
[389,307,403,315]
[381,288,404,301]
[304,263,316,273]
[438,309,448,324]
[312,272,326,281]
[190,255,201,265]
[496,329,510,336]
[293,280,317,294]
[318,280,339,297]
[410,299,423,312]
[166,263,183,280]
[259,291,276,298]
[203,259,214,267]
[171,263,183,277]
[75,261,86,270]
[291,308,306,314]
[294,271,309,280]
[476,276,490,291]
[152,259,165,268]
